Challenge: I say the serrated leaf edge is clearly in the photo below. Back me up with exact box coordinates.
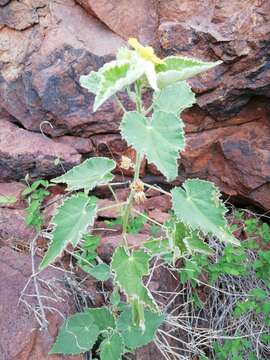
[110,247,159,312]
[171,178,239,245]
[52,157,116,191]
[120,111,185,181]
[39,194,97,270]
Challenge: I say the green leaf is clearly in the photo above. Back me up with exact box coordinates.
[50,312,99,355]
[143,238,171,256]
[111,246,158,312]
[40,194,97,270]
[85,307,116,331]
[94,60,143,111]
[110,287,121,308]
[117,307,165,350]
[171,179,239,245]
[0,195,17,205]
[184,231,213,255]
[120,110,185,181]
[153,81,195,115]
[156,56,222,88]
[80,71,102,94]
[52,157,116,192]
[249,288,268,299]
[100,332,124,360]
[89,263,111,281]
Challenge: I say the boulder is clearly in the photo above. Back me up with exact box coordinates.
[0,119,81,181]
[75,0,159,44]
[158,0,270,117]
[0,0,269,210]
[0,246,81,360]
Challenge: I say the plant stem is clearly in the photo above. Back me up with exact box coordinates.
[114,95,127,112]
[121,81,143,250]
[144,182,171,196]
[122,152,142,250]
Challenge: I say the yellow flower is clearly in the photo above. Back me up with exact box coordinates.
[128,38,164,65]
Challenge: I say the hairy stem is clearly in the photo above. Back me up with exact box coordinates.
[121,81,143,250]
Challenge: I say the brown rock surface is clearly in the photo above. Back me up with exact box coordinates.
[0,0,269,211]
[0,181,26,209]
[0,119,81,181]
[0,246,81,360]
[0,208,35,248]
[75,0,159,44]
[158,0,270,118]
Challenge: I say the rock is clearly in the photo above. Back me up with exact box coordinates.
[0,246,81,360]
[75,0,159,44]
[158,0,270,118]
[181,100,270,210]
[0,0,125,136]
[54,136,94,154]
[0,208,35,248]
[98,234,148,261]
[0,182,26,209]
[0,119,81,181]
[0,0,47,30]
[0,0,269,211]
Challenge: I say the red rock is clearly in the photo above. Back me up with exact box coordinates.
[0,0,125,136]
[54,136,94,154]
[0,0,270,212]
[158,0,270,118]
[148,209,170,224]
[0,246,81,360]
[0,182,26,209]
[0,208,35,248]
[75,0,159,44]
[0,119,81,181]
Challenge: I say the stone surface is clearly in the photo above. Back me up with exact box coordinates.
[158,0,270,118]
[0,119,81,181]
[0,208,35,248]
[0,246,81,360]
[0,0,269,211]
[0,181,26,209]
[75,0,159,44]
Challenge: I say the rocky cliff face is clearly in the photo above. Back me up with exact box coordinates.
[1,0,270,209]
[1,1,270,359]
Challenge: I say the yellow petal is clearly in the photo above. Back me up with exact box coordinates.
[128,38,164,65]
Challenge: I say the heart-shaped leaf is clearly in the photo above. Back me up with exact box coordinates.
[171,179,239,245]
[100,332,124,360]
[50,312,99,355]
[120,111,185,181]
[153,81,195,115]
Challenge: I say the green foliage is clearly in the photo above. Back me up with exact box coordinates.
[75,234,101,272]
[40,194,97,270]
[50,312,100,355]
[111,246,158,318]
[105,213,147,234]
[31,37,238,358]
[155,56,222,88]
[23,179,50,230]
[153,81,195,115]
[172,179,239,245]
[52,157,116,192]
[120,110,185,181]
[117,307,165,350]
[0,195,17,205]
[100,332,124,360]
[213,337,252,360]
[89,263,111,281]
